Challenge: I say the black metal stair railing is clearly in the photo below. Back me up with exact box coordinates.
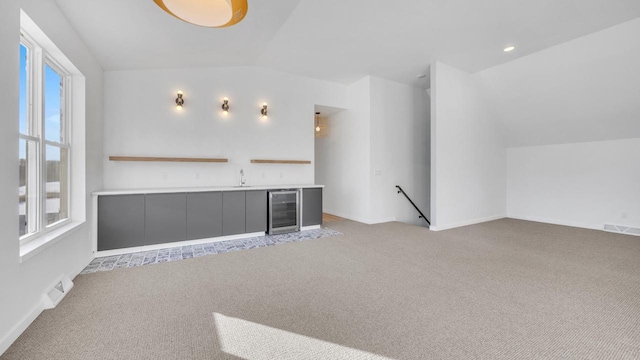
[396,185,430,225]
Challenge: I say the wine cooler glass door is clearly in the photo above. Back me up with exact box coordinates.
[268,190,300,235]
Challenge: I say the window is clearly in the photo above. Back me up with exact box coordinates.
[19,33,72,242]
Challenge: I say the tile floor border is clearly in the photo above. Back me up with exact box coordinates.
[81,227,342,275]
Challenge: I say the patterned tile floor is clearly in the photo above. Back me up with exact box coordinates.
[81,227,342,275]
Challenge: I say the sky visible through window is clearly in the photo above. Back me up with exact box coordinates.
[19,44,62,161]
[19,44,27,134]
[44,64,62,145]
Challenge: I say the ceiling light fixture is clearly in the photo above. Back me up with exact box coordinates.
[154,0,248,28]
[503,46,516,52]
[261,103,268,120]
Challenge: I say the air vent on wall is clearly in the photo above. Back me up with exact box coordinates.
[43,276,74,309]
[604,224,640,236]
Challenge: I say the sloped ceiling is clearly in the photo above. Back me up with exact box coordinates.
[53,0,302,70]
[55,0,640,89]
[477,18,640,147]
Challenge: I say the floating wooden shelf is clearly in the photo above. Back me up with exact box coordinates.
[250,159,311,165]
[109,156,228,163]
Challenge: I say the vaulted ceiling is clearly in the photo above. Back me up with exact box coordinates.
[55,0,640,88]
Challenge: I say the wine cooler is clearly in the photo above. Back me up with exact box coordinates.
[268,190,300,235]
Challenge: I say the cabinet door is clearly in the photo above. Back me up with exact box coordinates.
[98,195,146,251]
[222,191,246,235]
[145,193,187,245]
[245,190,267,233]
[302,188,323,226]
[187,192,223,240]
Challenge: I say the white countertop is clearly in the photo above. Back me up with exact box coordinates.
[92,184,324,196]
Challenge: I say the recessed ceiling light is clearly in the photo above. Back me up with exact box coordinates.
[504,46,516,52]
[417,74,426,78]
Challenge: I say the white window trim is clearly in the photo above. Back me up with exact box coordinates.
[19,34,73,245]
[19,9,86,261]
[42,58,73,233]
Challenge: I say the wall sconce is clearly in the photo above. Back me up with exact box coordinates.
[261,103,268,119]
[175,91,184,111]
[222,97,230,115]
[315,112,321,132]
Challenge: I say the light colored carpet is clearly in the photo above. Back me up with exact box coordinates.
[2,219,640,359]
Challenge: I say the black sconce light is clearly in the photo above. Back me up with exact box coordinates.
[222,97,229,115]
[175,91,184,110]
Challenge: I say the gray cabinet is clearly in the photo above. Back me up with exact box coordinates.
[302,188,323,226]
[98,194,145,251]
[97,187,321,251]
[222,191,246,235]
[245,190,267,233]
[145,193,187,245]
[187,192,223,240]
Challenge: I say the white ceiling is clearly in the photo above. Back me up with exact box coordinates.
[53,0,301,69]
[55,0,640,88]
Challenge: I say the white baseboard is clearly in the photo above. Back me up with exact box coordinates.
[368,217,397,224]
[322,209,366,224]
[0,300,44,356]
[95,232,266,257]
[301,225,321,231]
[506,214,601,231]
[72,252,95,279]
[429,214,506,231]
[0,250,97,356]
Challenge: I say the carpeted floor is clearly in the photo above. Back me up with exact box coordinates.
[2,219,640,359]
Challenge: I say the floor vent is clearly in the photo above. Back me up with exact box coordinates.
[604,224,640,236]
[43,277,73,309]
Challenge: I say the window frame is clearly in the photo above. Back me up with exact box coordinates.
[19,31,73,246]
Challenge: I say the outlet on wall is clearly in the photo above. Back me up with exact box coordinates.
[162,172,168,181]
[622,212,628,219]
[195,173,200,180]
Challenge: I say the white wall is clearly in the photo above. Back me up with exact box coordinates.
[0,0,103,354]
[315,77,372,223]
[476,18,640,231]
[103,67,346,189]
[316,76,431,225]
[430,62,506,230]
[507,138,640,230]
[369,77,430,225]
[428,19,640,232]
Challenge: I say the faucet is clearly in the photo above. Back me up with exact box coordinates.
[239,169,246,187]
